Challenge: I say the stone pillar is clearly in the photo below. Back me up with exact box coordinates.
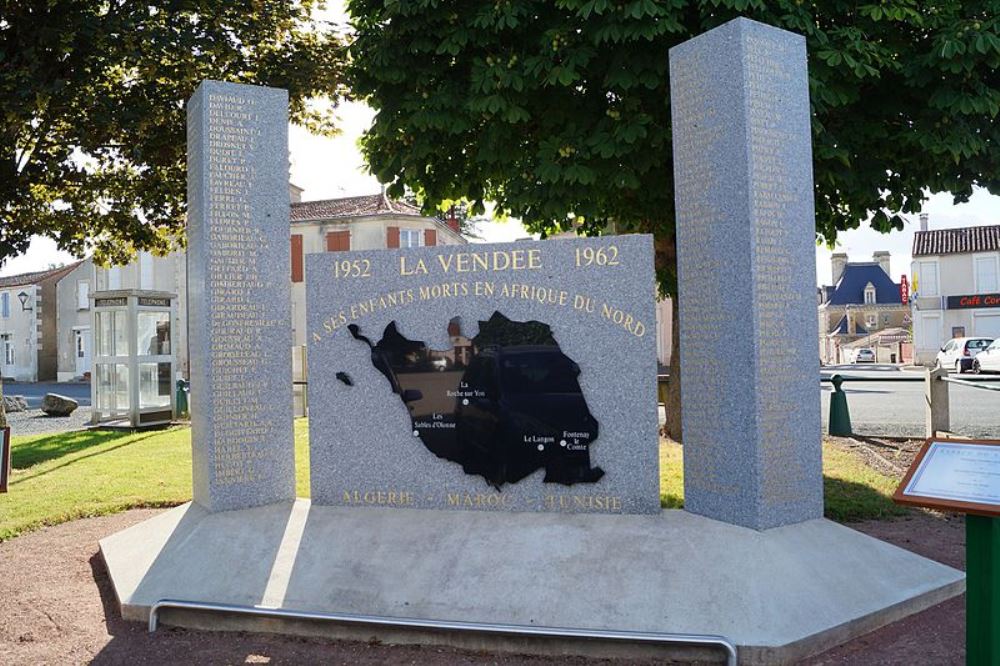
[925,366,950,437]
[187,80,295,511]
[670,18,823,530]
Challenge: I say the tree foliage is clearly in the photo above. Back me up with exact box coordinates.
[0,0,346,266]
[348,0,1000,293]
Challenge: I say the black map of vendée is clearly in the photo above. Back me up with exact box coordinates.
[348,312,604,489]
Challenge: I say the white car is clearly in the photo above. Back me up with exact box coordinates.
[973,339,1000,374]
[936,337,994,373]
[853,348,876,364]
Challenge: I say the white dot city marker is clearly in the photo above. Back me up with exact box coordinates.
[560,439,567,447]
[537,444,545,451]
[412,430,419,437]
[462,398,469,405]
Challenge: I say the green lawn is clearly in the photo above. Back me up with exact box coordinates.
[657,439,908,522]
[0,422,905,541]
[0,420,310,541]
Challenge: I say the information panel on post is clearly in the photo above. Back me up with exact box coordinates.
[893,437,1000,517]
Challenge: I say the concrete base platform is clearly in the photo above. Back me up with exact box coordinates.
[100,501,964,664]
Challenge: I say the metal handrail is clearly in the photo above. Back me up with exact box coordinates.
[940,376,1000,392]
[821,373,1000,383]
[148,599,738,666]
[820,374,923,382]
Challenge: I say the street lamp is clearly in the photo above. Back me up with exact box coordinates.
[16,291,31,311]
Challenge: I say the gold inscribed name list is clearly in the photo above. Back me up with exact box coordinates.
[672,51,731,496]
[203,94,275,487]
[745,33,812,504]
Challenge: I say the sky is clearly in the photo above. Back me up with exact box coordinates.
[3,0,998,282]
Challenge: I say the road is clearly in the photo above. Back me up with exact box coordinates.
[5,371,998,439]
[820,366,1000,439]
[2,381,92,408]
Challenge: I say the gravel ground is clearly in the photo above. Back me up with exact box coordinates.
[6,408,93,437]
[0,508,966,665]
[825,436,925,478]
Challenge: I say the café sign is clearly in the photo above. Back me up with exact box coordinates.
[945,293,1000,310]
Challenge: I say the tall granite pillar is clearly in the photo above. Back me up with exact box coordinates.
[187,80,295,511]
[669,18,823,530]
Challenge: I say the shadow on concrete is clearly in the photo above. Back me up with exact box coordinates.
[88,540,348,666]
[122,502,295,622]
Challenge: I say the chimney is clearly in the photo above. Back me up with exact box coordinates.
[831,252,848,285]
[446,206,461,234]
[873,251,891,276]
[919,212,929,232]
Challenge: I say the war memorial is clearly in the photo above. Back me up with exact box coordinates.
[99,18,964,663]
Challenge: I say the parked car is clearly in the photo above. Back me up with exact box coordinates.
[935,337,994,373]
[972,339,1000,374]
[854,348,876,364]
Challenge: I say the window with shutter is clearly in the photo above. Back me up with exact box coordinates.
[916,260,938,297]
[424,229,437,247]
[291,234,304,283]
[326,231,350,252]
[975,255,999,293]
[78,281,90,310]
[387,226,400,248]
[400,229,422,248]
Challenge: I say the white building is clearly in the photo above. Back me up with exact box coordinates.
[54,260,96,381]
[91,190,465,377]
[0,261,92,382]
[911,215,1000,365]
[289,192,466,347]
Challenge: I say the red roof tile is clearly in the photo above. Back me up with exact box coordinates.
[913,225,1000,257]
[0,261,84,289]
[290,193,423,223]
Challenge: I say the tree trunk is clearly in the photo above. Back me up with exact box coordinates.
[664,299,682,442]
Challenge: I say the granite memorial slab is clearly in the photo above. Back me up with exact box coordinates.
[101,42,966,662]
[306,236,659,514]
[186,80,295,511]
[670,18,823,530]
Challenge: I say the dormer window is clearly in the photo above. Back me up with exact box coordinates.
[863,283,876,305]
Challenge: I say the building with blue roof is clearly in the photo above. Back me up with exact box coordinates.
[818,252,910,364]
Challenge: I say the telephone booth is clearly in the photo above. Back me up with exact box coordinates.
[90,290,177,427]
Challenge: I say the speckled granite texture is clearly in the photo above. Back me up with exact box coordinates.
[670,18,823,530]
[306,236,660,514]
[187,81,295,512]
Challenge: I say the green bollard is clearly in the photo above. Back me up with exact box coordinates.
[828,374,852,436]
[175,379,190,419]
[967,515,1000,665]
